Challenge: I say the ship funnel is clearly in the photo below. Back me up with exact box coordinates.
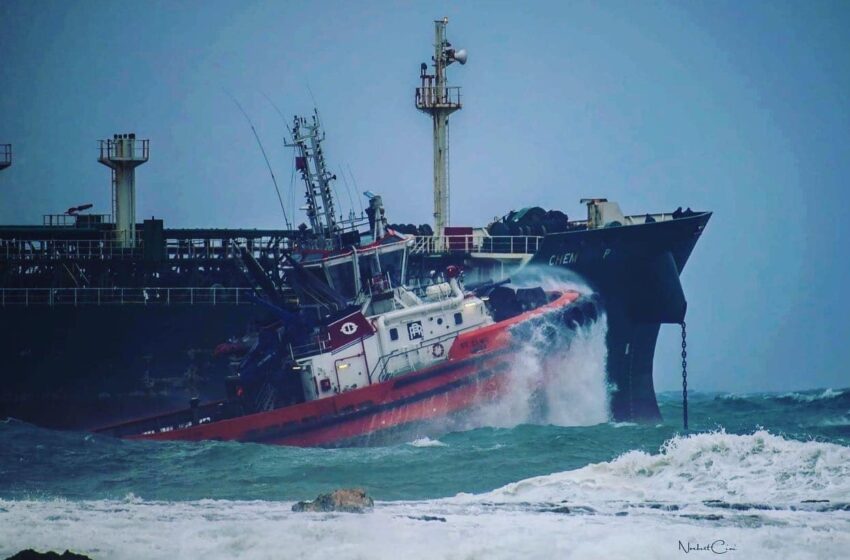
[98,134,149,248]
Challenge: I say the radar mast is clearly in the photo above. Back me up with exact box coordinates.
[286,110,339,249]
[415,17,467,236]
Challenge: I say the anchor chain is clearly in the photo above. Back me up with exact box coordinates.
[681,321,688,431]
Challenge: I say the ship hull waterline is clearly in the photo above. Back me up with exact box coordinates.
[100,292,595,447]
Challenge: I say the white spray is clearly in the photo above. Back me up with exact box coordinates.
[465,266,611,429]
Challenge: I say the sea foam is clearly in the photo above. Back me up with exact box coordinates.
[469,430,850,507]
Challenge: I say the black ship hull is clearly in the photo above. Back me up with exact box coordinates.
[1,305,258,429]
[528,211,711,421]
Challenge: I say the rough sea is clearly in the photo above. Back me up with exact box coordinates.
[2,317,849,559]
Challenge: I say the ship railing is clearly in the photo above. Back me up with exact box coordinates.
[411,235,543,255]
[415,86,462,110]
[1,238,142,260]
[288,333,332,360]
[0,236,292,261]
[98,138,149,161]
[368,325,483,383]
[0,287,256,306]
[99,399,231,438]
[165,236,295,260]
[41,214,113,227]
[621,212,678,225]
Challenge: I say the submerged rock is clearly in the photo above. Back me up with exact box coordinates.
[406,515,447,522]
[292,488,374,513]
[6,551,92,560]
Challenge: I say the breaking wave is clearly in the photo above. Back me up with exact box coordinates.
[464,430,850,507]
[774,388,847,403]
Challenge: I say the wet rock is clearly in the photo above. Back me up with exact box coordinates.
[5,551,92,560]
[292,488,374,513]
[406,515,447,522]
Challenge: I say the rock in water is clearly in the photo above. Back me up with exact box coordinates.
[6,551,92,560]
[292,488,374,513]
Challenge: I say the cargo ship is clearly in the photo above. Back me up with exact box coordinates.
[0,18,709,429]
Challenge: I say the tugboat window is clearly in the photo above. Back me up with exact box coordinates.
[454,312,463,325]
[327,262,357,299]
[437,318,443,325]
[390,328,399,341]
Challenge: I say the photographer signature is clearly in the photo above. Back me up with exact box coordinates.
[678,540,737,554]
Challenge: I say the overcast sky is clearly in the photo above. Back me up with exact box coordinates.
[1,0,848,393]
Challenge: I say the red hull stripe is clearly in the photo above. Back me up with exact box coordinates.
[278,365,512,446]
[244,359,510,444]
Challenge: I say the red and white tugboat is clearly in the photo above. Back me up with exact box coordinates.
[97,256,598,446]
[95,87,601,447]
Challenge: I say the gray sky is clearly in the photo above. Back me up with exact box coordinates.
[1,1,848,392]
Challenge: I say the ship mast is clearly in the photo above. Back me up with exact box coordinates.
[286,110,339,249]
[416,17,467,236]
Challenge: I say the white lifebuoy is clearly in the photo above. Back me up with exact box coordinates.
[432,342,445,358]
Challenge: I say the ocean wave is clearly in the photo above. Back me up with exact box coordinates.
[774,388,847,403]
[715,392,751,401]
[816,416,850,427]
[464,430,850,507]
[407,437,447,448]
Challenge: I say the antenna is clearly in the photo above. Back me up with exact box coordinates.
[338,165,357,219]
[227,92,291,229]
[260,91,294,136]
[415,17,466,236]
[346,165,365,215]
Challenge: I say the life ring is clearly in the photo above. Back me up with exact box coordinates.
[432,342,445,358]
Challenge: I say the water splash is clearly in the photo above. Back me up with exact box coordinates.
[407,437,448,448]
[509,264,595,296]
[463,266,611,430]
[482,316,610,428]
